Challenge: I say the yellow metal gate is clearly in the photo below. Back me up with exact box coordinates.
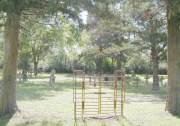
[73,70,126,123]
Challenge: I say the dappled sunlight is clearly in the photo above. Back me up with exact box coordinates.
[0,73,180,126]
[125,102,180,126]
[0,0,180,125]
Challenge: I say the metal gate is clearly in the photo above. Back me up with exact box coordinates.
[73,70,126,123]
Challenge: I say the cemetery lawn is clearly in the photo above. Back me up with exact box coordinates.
[0,73,180,126]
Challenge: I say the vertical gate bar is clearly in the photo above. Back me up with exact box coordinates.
[83,72,85,120]
[114,76,115,114]
[121,76,124,116]
[74,72,77,125]
[81,72,85,120]
[114,76,116,115]
[81,73,83,119]
[116,77,118,114]
[123,75,126,103]
[73,72,75,102]
[89,75,91,85]
[100,74,102,114]
[94,74,96,87]
[98,75,100,115]
[98,74,102,115]
[123,76,126,102]
[114,76,117,116]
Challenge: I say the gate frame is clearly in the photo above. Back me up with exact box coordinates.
[73,70,126,125]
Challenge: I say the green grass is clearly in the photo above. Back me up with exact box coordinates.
[0,73,180,126]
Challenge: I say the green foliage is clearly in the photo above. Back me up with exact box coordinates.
[21,15,88,72]
[0,0,81,18]
[170,0,180,17]
[79,1,146,73]
[19,17,54,71]
[102,58,115,73]
[0,0,169,75]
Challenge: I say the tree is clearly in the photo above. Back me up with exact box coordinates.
[46,15,83,72]
[0,0,83,115]
[18,33,32,80]
[22,20,54,76]
[138,8,167,90]
[167,0,180,115]
[0,6,21,115]
[89,2,143,72]
[122,0,167,90]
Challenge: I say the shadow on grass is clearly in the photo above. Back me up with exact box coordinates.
[125,79,167,98]
[26,73,73,80]
[30,76,49,79]
[75,116,136,126]
[14,120,64,126]
[27,74,50,79]
[122,116,137,126]
[63,73,73,77]
[17,80,81,101]
[101,78,167,101]
[0,114,14,126]
[0,119,10,126]
[16,75,167,101]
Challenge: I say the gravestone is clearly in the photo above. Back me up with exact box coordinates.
[49,69,56,87]
[22,70,28,81]
[17,71,22,82]
[28,68,33,78]
[145,74,149,85]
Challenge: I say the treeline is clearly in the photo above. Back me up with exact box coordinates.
[34,57,167,75]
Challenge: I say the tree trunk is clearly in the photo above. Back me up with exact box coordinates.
[117,55,122,69]
[167,7,180,115]
[151,46,159,90]
[0,13,20,115]
[34,61,38,77]
[96,57,103,74]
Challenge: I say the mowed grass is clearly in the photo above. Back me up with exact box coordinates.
[0,73,180,126]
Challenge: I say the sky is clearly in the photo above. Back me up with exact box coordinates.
[80,11,88,24]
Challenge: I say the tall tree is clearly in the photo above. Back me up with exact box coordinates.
[0,0,82,115]
[0,1,21,115]
[167,0,180,115]
[139,9,167,90]
[22,20,54,76]
[123,0,167,90]
[81,0,140,74]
